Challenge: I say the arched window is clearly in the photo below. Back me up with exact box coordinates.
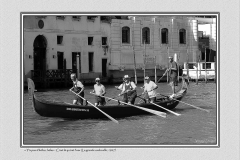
[142,27,150,44]
[161,28,168,44]
[179,28,186,44]
[122,26,130,44]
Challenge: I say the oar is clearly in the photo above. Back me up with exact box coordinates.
[90,92,167,118]
[106,90,129,103]
[136,95,181,116]
[106,94,122,103]
[64,102,74,105]
[70,90,119,124]
[158,93,210,113]
[189,97,215,106]
[157,69,169,83]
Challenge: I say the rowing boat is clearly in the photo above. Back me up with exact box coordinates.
[27,77,188,119]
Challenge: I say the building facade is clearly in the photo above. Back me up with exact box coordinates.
[108,16,202,80]
[24,15,111,86]
[23,15,217,86]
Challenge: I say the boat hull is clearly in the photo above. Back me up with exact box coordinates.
[32,90,186,119]
[28,77,188,119]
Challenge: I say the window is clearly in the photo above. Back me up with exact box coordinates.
[56,16,65,20]
[188,63,195,69]
[179,29,186,44]
[87,16,97,21]
[202,63,211,69]
[88,37,93,45]
[57,36,63,45]
[72,16,81,21]
[122,26,130,44]
[89,52,94,72]
[102,37,107,45]
[142,27,150,44]
[100,16,111,23]
[72,16,80,19]
[161,28,168,44]
[57,52,64,69]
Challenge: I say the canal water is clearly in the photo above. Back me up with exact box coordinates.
[23,82,217,145]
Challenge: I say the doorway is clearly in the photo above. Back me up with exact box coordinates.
[102,59,107,77]
[33,35,47,71]
[89,52,94,72]
[57,52,64,69]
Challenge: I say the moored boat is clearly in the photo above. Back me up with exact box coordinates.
[27,77,188,119]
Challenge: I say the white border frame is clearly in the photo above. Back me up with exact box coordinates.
[21,13,219,148]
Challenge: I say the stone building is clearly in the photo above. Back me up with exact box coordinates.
[108,16,204,80]
[23,15,112,86]
[23,15,217,87]
[197,17,217,62]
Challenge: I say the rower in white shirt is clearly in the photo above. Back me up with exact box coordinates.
[142,76,158,103]
[92,77,106,106]
[115,75,137,104]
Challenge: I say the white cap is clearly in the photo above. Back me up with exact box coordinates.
[144,76,150,80]
[95,77,100,81]
[123,75,130,79]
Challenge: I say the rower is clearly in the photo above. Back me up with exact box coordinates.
[69,73,85,105]
[115,75,137,104]
[92,78,106,106]
[168,56,178,98]
[142,76,158,103]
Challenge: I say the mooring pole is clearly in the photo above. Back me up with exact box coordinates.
[167,47,169,83]
[214,56,216,83]
[77,54,80,79]
[132,17,137,84]
[196,56,199,85]
[205,47,207,83]
[187,48,189,81]
[155,56,157,83]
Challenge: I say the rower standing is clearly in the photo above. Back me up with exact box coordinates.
[168,56,178,98]
[69,73,85,105]
[142,76,158,103]
[92,78,106,106]
[115,75,137,104]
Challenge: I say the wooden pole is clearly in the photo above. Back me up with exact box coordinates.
[133,50,137,84]
[132,18,137,84]
[196,62,198,85]
[214,56,216,83]
[144,41,146,79]
[205,47,207,83]
[77,54,80,79]
[175,53,179,82]
[155,56,157,83]
[187,48,189,81]
[196,56,199,85]
[167,47,169,83]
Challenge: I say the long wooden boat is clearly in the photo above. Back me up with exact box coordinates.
[27,77,188,119]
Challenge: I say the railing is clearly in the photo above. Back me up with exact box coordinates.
[182,62,215,80]
[31,69,77,88]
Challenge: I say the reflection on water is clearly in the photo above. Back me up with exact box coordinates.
[23,82,217,145]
